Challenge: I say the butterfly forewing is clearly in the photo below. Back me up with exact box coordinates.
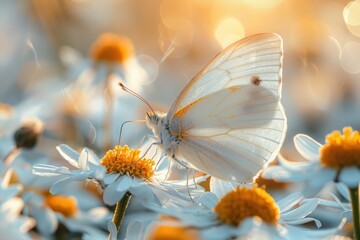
[167,33,286,182]
[168,33,283,118]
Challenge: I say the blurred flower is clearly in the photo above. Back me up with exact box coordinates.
[0,168,35,240]
[262,127,360,196]
[146,221,200,240]
[13,118,44,150]
[90,33,134,66]
[0,197,36,240]
[60,32,154,150]
[22,190,110,238]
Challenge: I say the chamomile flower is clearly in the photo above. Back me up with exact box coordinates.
[147,182,346,240]
[0,197,36,240]
[33,144,200,206]
[262,127,360,196]
[0,169,35,240]
[60,32,156,149]
[22,191,110,238]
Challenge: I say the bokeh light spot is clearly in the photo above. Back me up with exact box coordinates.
[215,18,245,49]
[340,41,360,73]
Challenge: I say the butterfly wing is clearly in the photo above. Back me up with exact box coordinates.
[167,33,286,182]
[167,33,283,118]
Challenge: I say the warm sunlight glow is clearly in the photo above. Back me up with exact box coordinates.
[215,18,245,49]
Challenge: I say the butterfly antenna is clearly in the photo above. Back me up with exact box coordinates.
[118,82,156,115]
[115,120,145,160]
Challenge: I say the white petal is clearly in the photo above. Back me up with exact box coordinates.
[288,218,346,238]
[210,177,236,199]
[276,192,303,213]
[125,220,143,240]
[85,148,102,168]
[31,207,58,235]
[94,166,107,180]
[262,166,314,182]
[284,217,321,228]
[195,192,218,209]
[130,182,156,202]
[56,144,80,167]
[103,182,126,205]
[79,149,90,171]
[108,221,118,240]
[301,168,336,197]
[294,134,321,162]
[277,153,314,171]
[201,224,239,240]
[339,166,360,188]
[336,183,350,201]
[50,177,73,194]
[32,164,70,176]
[104,173,119,185]
[116,176,134,192]
[280,199,319,221]
[0,185,22,203]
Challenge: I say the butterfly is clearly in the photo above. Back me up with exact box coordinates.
[145,33,287,182]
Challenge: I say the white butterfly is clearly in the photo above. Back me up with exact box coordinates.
[146,33,287,182]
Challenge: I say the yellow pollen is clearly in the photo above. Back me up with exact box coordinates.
[44,195,78,217]
[147,224,199,240]
[101,145,155,180]
[214,186,280,226]
[320,127,360,168]
[90,33,134,64]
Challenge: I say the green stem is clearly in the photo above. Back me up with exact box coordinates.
[349,186,360,240]
[112,191,132,231]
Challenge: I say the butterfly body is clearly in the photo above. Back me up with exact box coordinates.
[146,33,287,182]
[146,112,177,155]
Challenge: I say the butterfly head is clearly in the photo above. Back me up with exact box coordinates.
[145,111,166,128]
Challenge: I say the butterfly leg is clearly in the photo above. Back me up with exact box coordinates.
[137,134,158,149]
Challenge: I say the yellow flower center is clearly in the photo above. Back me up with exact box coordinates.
[320,127,360,168]
[90,33,134,64]
[214,186,280,226]
[147,224,199,240]
[101,145,155,180]
[44,195,78,217]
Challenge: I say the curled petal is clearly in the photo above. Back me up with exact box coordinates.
[294,134,321,162]
[56,144,80,167]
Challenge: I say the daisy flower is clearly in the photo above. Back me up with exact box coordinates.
[22,190,110,238]
[262,126,360,239]
[147,182,346,240]
[262,127,360,196]
[0,168,35,240]
[60,32,154,150]
[33,143,203,236]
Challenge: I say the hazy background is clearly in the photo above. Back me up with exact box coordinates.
[1,0,360,154]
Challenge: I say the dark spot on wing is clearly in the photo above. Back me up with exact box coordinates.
[251,75,261,86]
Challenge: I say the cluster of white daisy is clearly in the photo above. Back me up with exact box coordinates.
[0,32,358,240]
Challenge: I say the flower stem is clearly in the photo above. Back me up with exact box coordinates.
[112,191,132,231]
[103,71,114,152]
[349,186,360,240]
[3,147,19,166]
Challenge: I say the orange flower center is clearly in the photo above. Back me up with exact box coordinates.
[101,145,155,180]
[147,224,199,240]
[214,186,280,226]
[44,195,78,217]
[320,127,360,168]
[90,33,134,64]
